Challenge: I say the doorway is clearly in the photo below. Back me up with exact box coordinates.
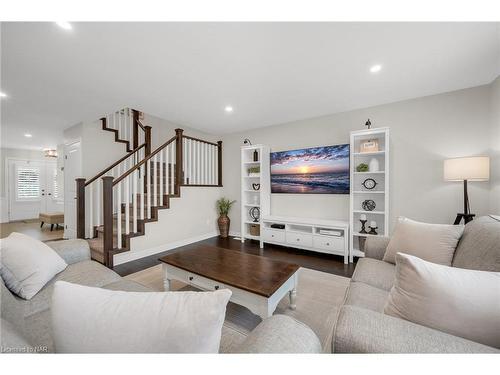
[7,158,62,221]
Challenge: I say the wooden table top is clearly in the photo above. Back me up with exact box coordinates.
[159,245,300,297]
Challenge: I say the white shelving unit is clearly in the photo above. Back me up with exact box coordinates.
[349,127,390,262]
[240,144,270,247]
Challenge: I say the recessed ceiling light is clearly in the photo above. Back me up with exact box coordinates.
[24,133,33,138]
[370,64,382,73]
[224,106,234,113]
[0,92,7,98]
[56,22,72,30]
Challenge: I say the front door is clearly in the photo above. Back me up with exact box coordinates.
[7,159,60,221]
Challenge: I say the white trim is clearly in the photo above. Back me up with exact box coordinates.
[113,231,218,266]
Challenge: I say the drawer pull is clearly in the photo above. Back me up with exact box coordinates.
[214,285,219,290]
[326,242,330,246]
[296,238,300,241]
[189,276,193,281]
[271,234,274,237]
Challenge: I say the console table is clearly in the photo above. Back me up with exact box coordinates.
[261,215,350,264]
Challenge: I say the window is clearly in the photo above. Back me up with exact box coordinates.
[53,169,59,199]
[16,167,40,199]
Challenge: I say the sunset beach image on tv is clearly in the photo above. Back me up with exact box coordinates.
[270,144,350,194]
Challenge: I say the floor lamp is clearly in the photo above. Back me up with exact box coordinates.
[444,156,490,225]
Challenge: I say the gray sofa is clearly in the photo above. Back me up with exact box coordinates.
[1,239,321,353]
[333,215,500,353]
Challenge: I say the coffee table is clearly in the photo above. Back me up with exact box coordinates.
[159,246,300,320]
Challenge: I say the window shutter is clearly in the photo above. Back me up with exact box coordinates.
[17,167,40,199]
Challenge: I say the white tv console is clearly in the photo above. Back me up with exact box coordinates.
[260,215,350,264]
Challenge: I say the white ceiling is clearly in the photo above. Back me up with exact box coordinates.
[1,22,499,150]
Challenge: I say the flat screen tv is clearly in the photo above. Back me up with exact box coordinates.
[270,144,350,194]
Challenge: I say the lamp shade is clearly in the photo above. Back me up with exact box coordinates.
[444,156,490,181]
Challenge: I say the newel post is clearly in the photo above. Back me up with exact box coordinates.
[102,176,114,268]
[175,128,184,195]
[132,109,139,149]
[217,141,223,187]
[144,126,152,157]
[76,178,86,239]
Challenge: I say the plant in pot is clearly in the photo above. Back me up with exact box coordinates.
[247,166,260,177]
[216,198,236,238]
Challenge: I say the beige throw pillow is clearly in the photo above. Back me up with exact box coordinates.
[385,253,500,348]
[383,217,464,265]
[52,281,232,353]
[0,232,67,299]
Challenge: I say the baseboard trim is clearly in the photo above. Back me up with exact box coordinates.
[229,230,241,238]
[113,231,218,266]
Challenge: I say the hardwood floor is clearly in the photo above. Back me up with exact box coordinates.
[0,219,64,241]
[114,236,357,278]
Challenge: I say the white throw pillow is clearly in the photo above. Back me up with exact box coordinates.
[385,253,500,348]
[383,217,464,266]
[0,232,67,299]
[51,281,232,353]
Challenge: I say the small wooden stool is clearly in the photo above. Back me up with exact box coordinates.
[39,212,64,231]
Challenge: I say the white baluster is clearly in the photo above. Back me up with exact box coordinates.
[208,144,213,185]
[147,159,151,219]
[188,139,193,185]
[197,141,201,184]
[88,184,93,238]
[140,164,144,221]
[125,177,130,235]
[117,184,122,249]
[165,146,171,195]
[214,145,218,185]
[133,169,137,233]
[205,143,209,185]
[153,154,158,206]
[170,143,175,194]
[201,142,205,184]
[192,141,197,184]
[159,149,164,206]
[183,138,187,184]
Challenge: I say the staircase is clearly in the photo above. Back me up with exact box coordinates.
[76,110,222,268]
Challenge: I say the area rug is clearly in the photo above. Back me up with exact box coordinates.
[125,265,350,353]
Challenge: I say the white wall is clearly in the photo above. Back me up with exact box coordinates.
[222,84,495,234]
[490,77,500,214]
[115,186,221,265]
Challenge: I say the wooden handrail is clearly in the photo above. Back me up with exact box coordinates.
[182,135,219,147]
[84,143,146,187]
[113,135,177,186]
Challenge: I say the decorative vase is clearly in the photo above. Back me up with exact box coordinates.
[369,157,380,172]
[218,214,230,238]
[253,150,259,162]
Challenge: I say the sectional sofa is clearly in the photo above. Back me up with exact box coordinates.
[332,216,500,353]
[0,239,321,353]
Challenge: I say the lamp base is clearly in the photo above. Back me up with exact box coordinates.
[453,213,475,225]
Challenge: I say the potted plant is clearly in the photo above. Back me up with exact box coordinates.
[216,198,236,238]
[248,166,260,177]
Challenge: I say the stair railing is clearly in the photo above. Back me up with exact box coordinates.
[76,107,151,240]
[99,129,222,268]
[76,143,147,239]
[101,108,149,153]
